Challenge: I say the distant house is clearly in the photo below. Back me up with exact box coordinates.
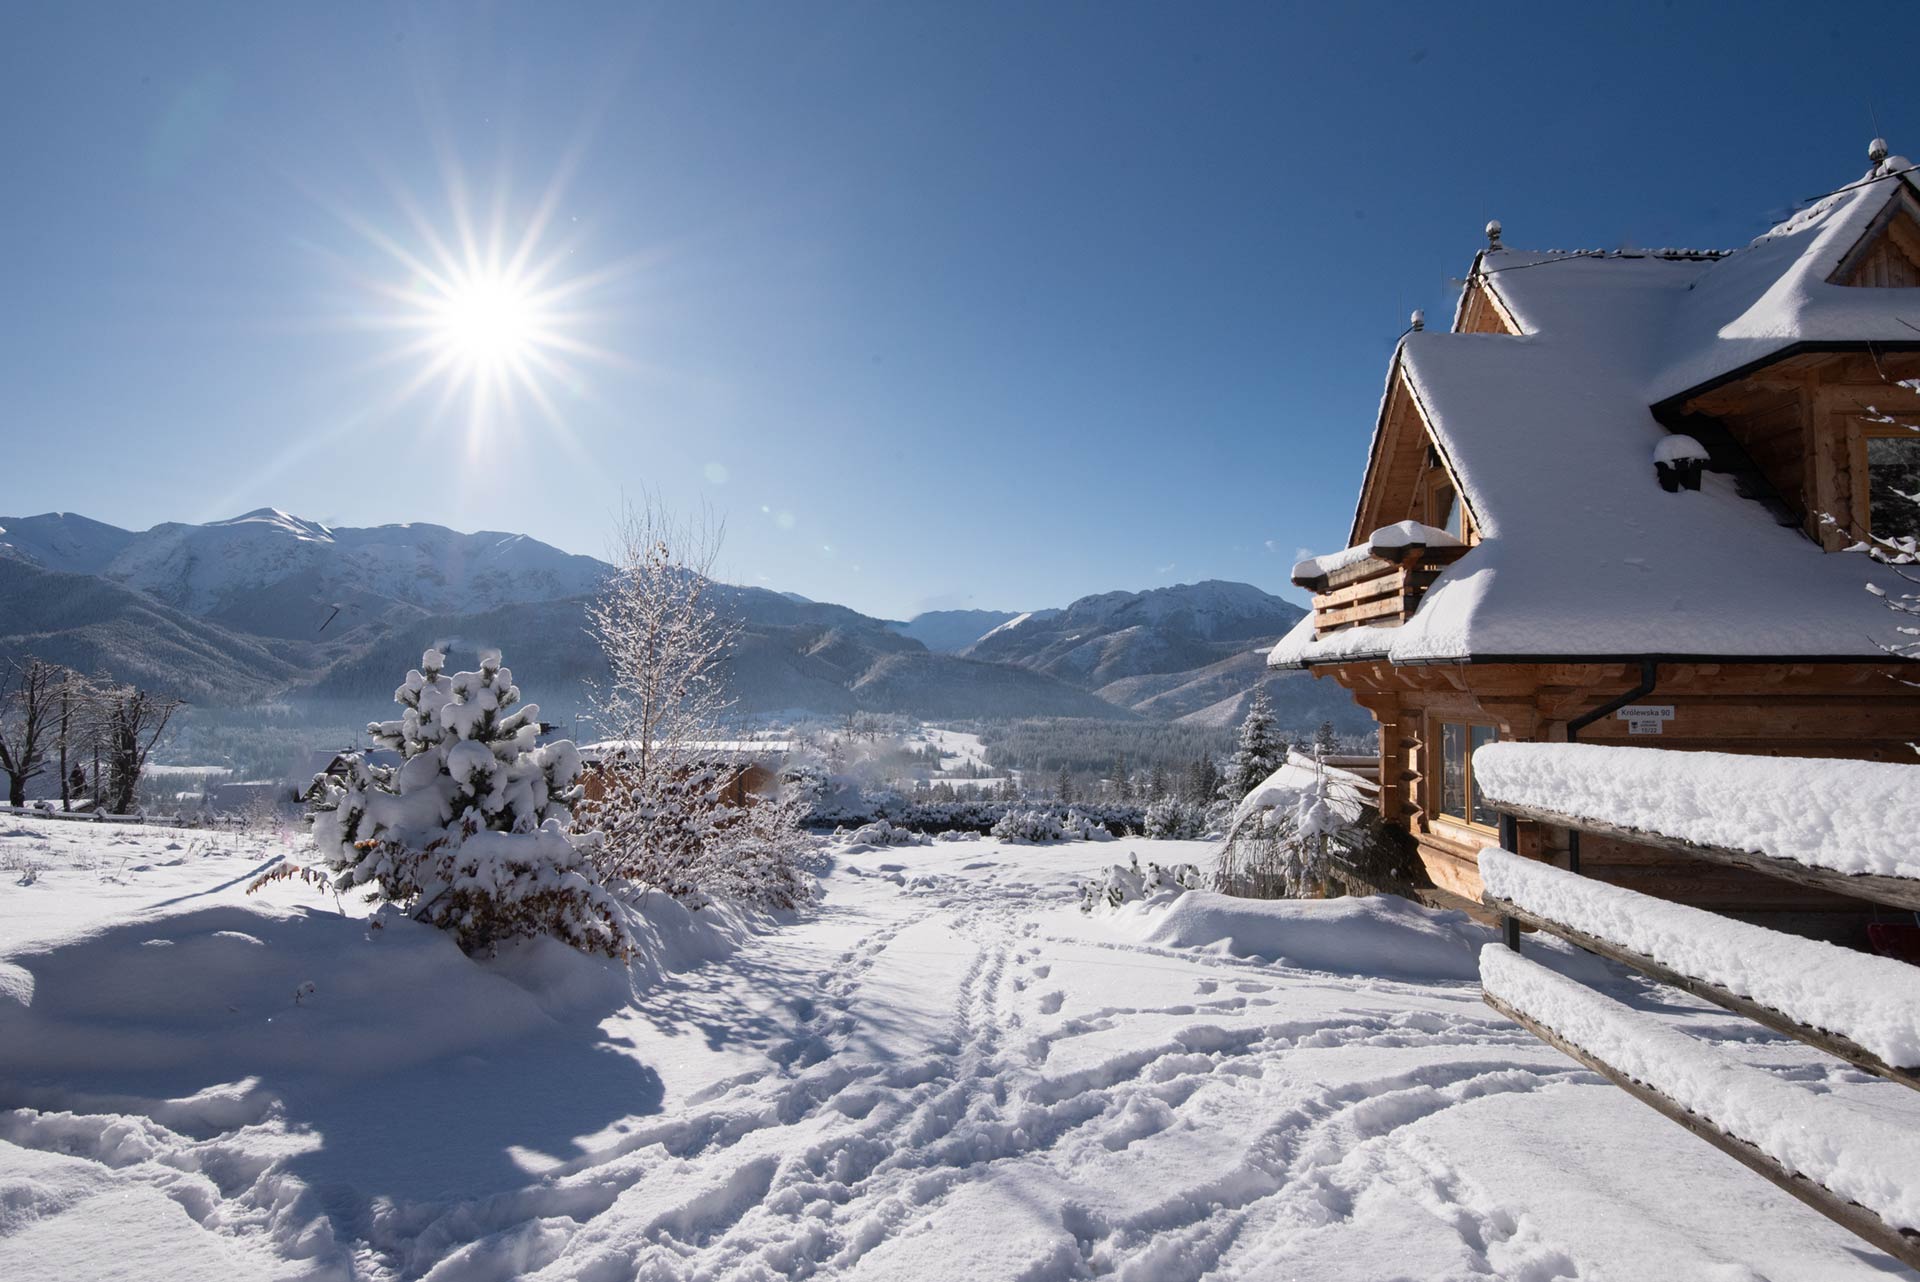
[294,748,403,802]
[577,740,794,808]
[1272,141,1920,941]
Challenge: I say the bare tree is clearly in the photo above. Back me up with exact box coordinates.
[100,685,185,814]
[587,499,737,788]
[581,498,810,907]
[52,669,103,811]
[0,657,62,807]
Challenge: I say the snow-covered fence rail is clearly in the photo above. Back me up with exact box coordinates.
[1472,742,1920,1269]
[1479,846,1920,1089]
[0,805,249,831]
[1470,743,1920,911]
[1481,946,1920,1267]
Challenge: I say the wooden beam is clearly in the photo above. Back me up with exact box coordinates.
[1482,894,1920,1091]
[1487,799,1920,911]
[1484,992,1920,1272]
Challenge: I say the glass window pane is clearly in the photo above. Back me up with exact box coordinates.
[1469,725,1500,826]
[1440,722,1467,819]
[1868,435,1920,545]
[1432,485,1458,537]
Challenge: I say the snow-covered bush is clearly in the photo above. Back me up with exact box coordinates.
[839,819,931,848]
[261,649,630,959]
[990,808,1063,843]
[988,807,1117,843]
[1217,755,1414,900]
[805,792,1144,836]
[1142,797,1208,840]
[580,757,814,910]
[1062,809,1116,842]
[1079,853,1201,913]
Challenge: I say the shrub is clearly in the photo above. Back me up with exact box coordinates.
[264,649,630,958]
[1215,758,1418,901]
[1142,797,1208,840]
[1079,853,1201,913]
[808,793,1145,837]
[839,819,932,848]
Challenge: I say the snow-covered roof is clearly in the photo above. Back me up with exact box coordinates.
[1274,156,1920,669]
[1651,159,1920,404]
[578,740,793,762]
[1292,521,1463,585]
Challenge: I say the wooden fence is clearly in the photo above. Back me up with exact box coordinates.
[1476,748,1920,1271]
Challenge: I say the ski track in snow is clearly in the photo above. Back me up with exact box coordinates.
[1,823,1913,1281]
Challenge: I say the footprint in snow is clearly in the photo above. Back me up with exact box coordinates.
[1038,991,1065,1014]
[1195,979,1218,995]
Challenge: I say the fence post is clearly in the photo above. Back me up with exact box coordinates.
[1499,811,1521,952]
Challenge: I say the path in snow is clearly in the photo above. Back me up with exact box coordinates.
[1,820,1914,1280]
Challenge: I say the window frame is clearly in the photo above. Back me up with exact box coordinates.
[1855,424,1920,547]
[1427,716,1501,833]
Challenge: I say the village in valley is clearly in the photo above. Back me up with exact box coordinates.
[4,7,1920,1281]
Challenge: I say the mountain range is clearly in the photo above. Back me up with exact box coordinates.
[0,509,1366,732]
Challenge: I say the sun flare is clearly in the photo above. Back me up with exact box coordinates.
[430,270,542,370]
[327,163,630,453]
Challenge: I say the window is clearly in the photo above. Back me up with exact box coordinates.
[1435,720,1499,828]
[1866,433,1920,545]
[1430,483,1460,538]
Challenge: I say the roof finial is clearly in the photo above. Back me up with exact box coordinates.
[1409,309,1425,332]
[1869,136,1890,167]
[1485,219,1503,251]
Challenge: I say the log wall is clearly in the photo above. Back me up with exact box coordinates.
[1325,659,1920,943]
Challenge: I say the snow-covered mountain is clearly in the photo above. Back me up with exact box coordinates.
[884,608,1024,654]
[959,580,1306,688]
[0,509,1359,728]
[0,509,610,640]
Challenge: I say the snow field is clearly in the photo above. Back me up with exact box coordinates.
[1,819,1914,1279]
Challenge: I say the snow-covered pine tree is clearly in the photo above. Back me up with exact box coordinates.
[1222,684,1284,801]
[295,648,630,958]
[1313,719,1339,758]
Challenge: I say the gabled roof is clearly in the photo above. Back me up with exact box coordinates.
[1273,155,1920,670]
[1650,157,1920,405]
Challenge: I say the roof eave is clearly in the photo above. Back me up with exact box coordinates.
[1650,339,1920,422]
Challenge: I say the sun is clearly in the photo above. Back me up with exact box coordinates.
[321,163,630,454]
[430,269,542,371]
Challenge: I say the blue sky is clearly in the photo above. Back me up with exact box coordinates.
[1,2,1910,619]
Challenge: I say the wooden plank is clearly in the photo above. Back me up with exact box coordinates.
[1483,992,1920,1272]
[1317,556,1398,593]
[1313,572,1406,611]
[1488,799,1920,912]
[1316,594,1412,631]
[1482,893,1920,1091]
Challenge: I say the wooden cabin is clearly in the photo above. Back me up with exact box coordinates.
[577,740,792,808]
[1271,143,1920,943]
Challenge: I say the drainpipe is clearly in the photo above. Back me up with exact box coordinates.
[1559,659,1658,875]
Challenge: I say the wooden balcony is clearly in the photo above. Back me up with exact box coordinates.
[1294,542,1469,639]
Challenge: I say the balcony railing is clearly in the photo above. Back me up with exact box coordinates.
[1293,541,1469,639]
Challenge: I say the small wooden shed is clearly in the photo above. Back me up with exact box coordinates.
[577,740,793,808]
